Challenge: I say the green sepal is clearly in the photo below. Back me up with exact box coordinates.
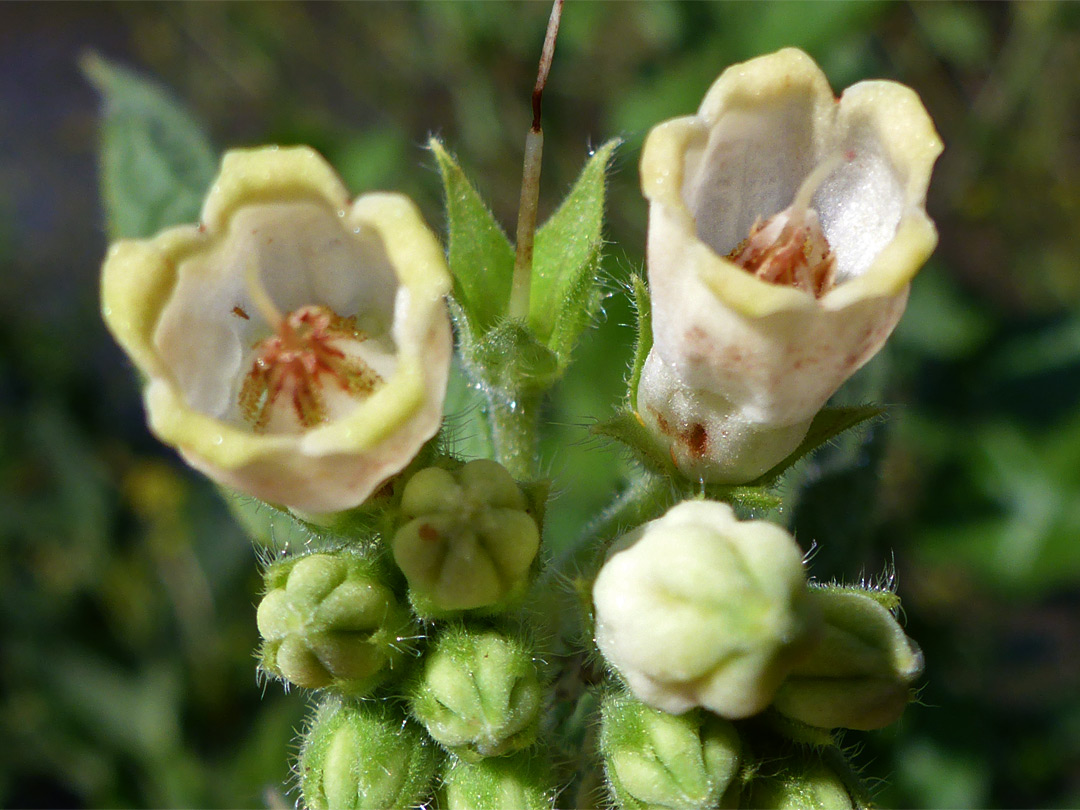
[256,549,416,696]
[742,753,854,810]
[82,53,216,240]
[627,272,652,412]
[600,692,742,810]
[530,139,621,367]
[429,138,514,337]
[407,624,544,762]
[772,583,924,731]
[750,406,886,485]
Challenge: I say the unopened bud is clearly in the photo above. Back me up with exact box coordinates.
[408,625,543,761]
[772,585,923,730]
[257,550,413,695]
[392,459,541,617]
[299,696,436,810]
[593,500,818,717]
[443,751,555,810]
[744,759,852,810]
[600,693,741,810]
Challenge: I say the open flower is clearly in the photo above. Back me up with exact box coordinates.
[101,146,452,515]
[637,48,942,483]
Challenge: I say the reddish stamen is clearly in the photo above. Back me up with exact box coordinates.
[239,305,383,433]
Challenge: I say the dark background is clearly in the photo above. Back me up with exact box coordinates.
[3,2,1080,807]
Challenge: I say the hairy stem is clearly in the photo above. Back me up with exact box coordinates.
[487,388,541,481]
[544,469,677,592]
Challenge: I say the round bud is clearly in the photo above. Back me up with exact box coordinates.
[257,550,414,695]
[600,693,741,810]
[744,759,852,810]
[442,751,555,810]
[299,696,436,810]
[392,459,541,617]
[772,585,924,730]
[593,500,818,718]
[408,625,544,761]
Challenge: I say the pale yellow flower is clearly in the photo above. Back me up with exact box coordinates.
[102,146,452,516]
[637,48,942,482]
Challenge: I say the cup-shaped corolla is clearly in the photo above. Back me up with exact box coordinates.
[637,48,942,483]
[101,146,452,515]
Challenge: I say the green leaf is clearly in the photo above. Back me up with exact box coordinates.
[753,405,886,485]
[82,53,217,240]
[429,138,515,336]
[530,139,620,365]
[627,273,652,411]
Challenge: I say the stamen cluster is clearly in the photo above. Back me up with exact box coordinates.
[239,305,383,434]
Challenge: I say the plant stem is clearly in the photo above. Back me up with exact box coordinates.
[545,469,677,587]
[487,388,541,481]
[509,0,563,322]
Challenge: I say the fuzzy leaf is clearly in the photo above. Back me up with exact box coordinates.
[753,406,887,485]
[82,53,217,240]
[530,139,620,365]
[429,138,515,336]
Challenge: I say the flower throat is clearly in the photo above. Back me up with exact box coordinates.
[238,263,384,434]
[727,152,848,298]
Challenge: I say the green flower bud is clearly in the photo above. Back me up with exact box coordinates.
[442,751,555,810]
[408,625,543,762]
[299,696,436,810]
[600,693,741,810]
[392,459,540,617]
[772,585,924,730]
[744,760,852,810]
[257,550,413,695]
[593,500,819,718]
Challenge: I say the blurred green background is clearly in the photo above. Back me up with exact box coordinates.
[3,1,1080,807]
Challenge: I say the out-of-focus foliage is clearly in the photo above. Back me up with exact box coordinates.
[3,2,1080,807]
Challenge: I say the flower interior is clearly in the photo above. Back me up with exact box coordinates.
[726,155,844,298]
[239,304,384,434]
[154,200,401,434]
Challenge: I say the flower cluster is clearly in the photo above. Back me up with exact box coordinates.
[98,45,940,810]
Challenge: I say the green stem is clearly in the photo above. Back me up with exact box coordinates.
[547,470,676,586]
[487,388,541,481]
